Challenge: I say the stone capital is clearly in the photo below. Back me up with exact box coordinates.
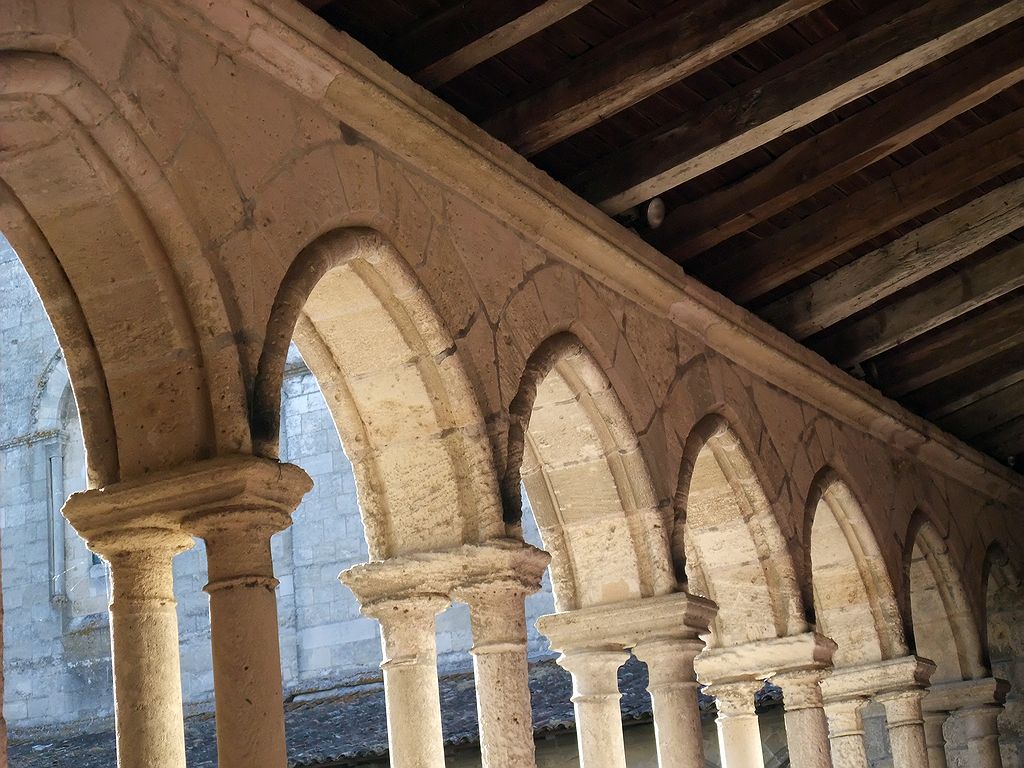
[704,680,762,717]
[695,632,836,685]
[773,668,827,711]
[923,677,1009,714]
[536,591,716,654]
[820,655,935,702]
[340,539,549,606]
[63,456,312,542]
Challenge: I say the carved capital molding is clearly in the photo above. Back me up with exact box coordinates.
[820,655,935,702]
[63,456,312,544]
[536,591,716,654]
[340,539,549,606]
[695,632,836,685]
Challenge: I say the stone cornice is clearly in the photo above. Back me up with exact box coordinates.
[536,592,716,652]
[820,655,935,702]
[923,677,1009,712]
[62,455,312,539]
[169,0,1024,507]
[340,539,550,606]
[694,632,836,684]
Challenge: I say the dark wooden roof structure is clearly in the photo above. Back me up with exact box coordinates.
[305,0,1024,471]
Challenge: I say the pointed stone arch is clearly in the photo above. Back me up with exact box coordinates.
[253,227,504,559]
[906,515,987,683]
[675,414,805,647]
[807,467,907,668]
[0,51,250,483]
[502,332,674,611]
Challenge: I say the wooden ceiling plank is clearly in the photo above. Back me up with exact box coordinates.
[413,0,594,88]
[905,344,1024,420]
[483,0,828,155]
[760,177,1024,340]
[872,299,1024,398]
[573,0,1024,215]
[813,240,1024,367]
[718,109,1024,303]
[973,413,1024,460]
[653,27,1024,261]
[937,379,1024,439]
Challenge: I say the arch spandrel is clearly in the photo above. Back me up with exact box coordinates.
[676,414,806,648]
[808,468,908,668]
[254,227,504,560]
[506,333,675,612]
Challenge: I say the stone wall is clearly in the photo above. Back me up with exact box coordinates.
[0,235,555,732]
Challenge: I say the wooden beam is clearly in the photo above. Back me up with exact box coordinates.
[573,0,1024,215]
[760,178,1024,340]
[408,0,593,88]
[483,0,827,155]
[716,109,1024,304]
[813,241,1024,367]
[903,343,1024,420]
[652,27,1024,261]
[871,299,1024,398]
[385,1,585,85]
[974,414,1024,460]
[938,379,1024,439]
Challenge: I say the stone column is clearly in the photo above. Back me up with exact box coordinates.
[537,592,716,768]
[558,647,631,768]
[454,546,548,768]
[183,462,311,768]
[632,637,706,768]
[958,704,1004,768]
[877,689,930,768]
[706,680,766,768]
[365,594,450,768]
[922,711,949,768]
[774,669,833,768]
[95,526,193,768]
[823,697,869,768]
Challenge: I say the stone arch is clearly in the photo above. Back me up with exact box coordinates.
[253,227,504,559]
[502,332,674,612]
[806,467,907,668]
[905,515,987,683]
[675,414,805,647]
[0,51,250,483]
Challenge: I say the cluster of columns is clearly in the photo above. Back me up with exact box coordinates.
[696,632,837,768]
[58,456,1011,768]
[61,457,313,768]
[536,592,717,768]
[340,540,550,768]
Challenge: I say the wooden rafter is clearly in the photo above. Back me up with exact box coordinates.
[903,343,1024,420]
[813,241,1024,368]
[406,0,593,88]
[975,414,1024,459]
[652,27,1024,261]
[938,379,1024,439]
[760,178,1024,340]
[483,0,827,155]
[871,299,1024,398]
[713,109,1024,303]
[573,0,1024,214]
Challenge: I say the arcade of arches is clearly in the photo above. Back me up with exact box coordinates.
[0,2,1022,768]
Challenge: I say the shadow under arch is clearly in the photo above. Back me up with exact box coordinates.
[806,467,907,668]
[0,50,250,483]
[253,227,504,560]
[905,514,987,683]
[675,413,805,647]
[501,332,675,612]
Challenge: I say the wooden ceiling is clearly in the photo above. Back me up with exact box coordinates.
[305,0,1024,471]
